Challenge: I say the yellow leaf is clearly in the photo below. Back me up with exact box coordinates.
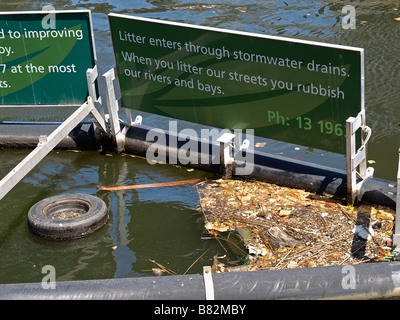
[376,211,394,221]
[358,204,376,216]
[279,209,292,216]
[395,17,400,21]
[235,7,247,12]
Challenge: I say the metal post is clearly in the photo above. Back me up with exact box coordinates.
[102,68,125,152]
[86,67,107,134]
[346,116,358,205]
[203,266,214,300]
[346,111,372,205]
[393,148,400,248]
[86,66,104,118]
[216,132,235,166]
[216,132,235,178]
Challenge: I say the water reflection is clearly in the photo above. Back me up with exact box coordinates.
[100,160,138,278]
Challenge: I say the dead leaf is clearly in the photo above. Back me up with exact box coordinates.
[395,17,400,21]
[376,211,394,221]
[208,230,219,237]
[279,209,292,217]
[197,178,395,271]
[241,195,252,202]
[235,6,247,12]
[358,204,376,216]
[255,142,266,148]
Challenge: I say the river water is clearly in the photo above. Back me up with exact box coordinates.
[0,0,399,284]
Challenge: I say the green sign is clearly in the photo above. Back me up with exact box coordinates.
[109,14,364,154]
[0,10,96,106]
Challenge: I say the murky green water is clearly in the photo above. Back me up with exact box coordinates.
[0,149,224,283]
[0,0,399,284]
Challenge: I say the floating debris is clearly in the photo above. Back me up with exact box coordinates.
[97,178,202,191]
[255,142,266,148]
[152,268,164,276]
[196,179,396,272]
[50,209,86,220]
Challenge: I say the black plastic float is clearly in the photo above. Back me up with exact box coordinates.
[0,121,396,208]
[1,261,400,299]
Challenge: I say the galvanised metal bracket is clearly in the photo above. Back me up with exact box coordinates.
[102,67,125,153]
[346,110,374,205]
[393,149,400,248]
[216,131,250,177]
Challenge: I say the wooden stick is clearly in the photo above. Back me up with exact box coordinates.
[97,178,202,191]
[149,259,178,275]
[183,248,210,275]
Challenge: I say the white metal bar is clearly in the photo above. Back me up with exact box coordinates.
[87,98,107,133]
[86,66,98,100]
[358,111,367,177]
[346,111,371,205]
[0,100,95,201]
[86,67,107,133]
[352,147,366,169]
[394,149,400,247]
[349,115,362,134]
[102,68,125,152]
[125,109,133,126]
[217,132,235,166]
[203,266,214,300]
[346,117,357,205]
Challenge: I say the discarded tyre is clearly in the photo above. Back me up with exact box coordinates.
[27,193,108,240]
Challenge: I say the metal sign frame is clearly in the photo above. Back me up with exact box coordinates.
[0,10,107,201]
[107,13,364,155]
[346,111,373,205]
